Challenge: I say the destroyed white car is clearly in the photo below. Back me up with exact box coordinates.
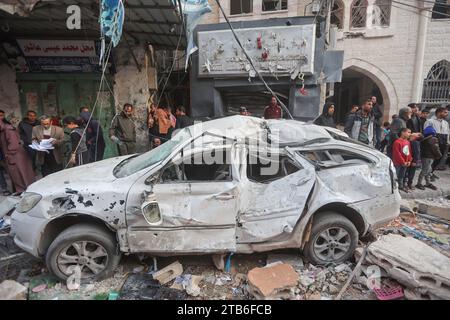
[10,116,400,281]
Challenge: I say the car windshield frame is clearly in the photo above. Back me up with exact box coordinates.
[113,128,193,178]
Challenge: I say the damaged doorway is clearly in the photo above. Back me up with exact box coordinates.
[332,68,384,125]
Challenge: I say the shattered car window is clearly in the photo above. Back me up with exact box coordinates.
[113,129,192,178]
[247,154,301,183]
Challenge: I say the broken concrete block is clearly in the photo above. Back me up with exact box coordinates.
[416,199,450,221]
[152,261,183,285]
[0,280,27,300]
[366,234,450,300]
[186,275,203,297]
[247,263,298,299]
[266,253,304,270]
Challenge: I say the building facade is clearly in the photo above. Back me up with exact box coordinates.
[200,0,450,123]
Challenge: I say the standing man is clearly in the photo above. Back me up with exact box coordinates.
[109,103,136,156]
[175,106,194,129]
[406,103,422,133]
[32,115,65,177]
[155,106,174,143]
[371,96,383,149]
[18,110,40,170]
[419,108,430,132]
[344,99,376,146]
[63,116,89,167]
[0,115,35,193]
[314,102,336,128]
[264,96,283,120]
[423,106,449,171]
[80,111,106,162]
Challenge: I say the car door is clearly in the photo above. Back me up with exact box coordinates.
[125,144,239,254]
[236,147,316,243]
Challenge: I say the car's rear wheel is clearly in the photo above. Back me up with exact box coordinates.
[45,223,121,282]
[303,212,358,265]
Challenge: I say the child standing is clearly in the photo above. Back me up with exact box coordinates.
[416,126,442,190]
[392,128,412,192]
[404,133,423,191]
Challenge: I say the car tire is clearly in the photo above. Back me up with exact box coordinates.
[303,212,358,265]
[45,223,121,282]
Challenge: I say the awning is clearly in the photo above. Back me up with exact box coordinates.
[0,0,185,49]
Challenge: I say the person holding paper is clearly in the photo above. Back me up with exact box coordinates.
[32,115,64,177]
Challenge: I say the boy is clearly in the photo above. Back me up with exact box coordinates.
[392,128,412,192]
[416,126,442,190]
[404,132,422,190]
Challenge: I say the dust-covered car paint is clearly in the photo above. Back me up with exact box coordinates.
[10,116,400,261]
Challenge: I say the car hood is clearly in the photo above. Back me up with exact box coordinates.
[27,155,130,194]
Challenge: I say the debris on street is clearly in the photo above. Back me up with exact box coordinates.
[152,261,183,285]
[247,263,299,299]
[0,280,27,300]
[366,234,450,300]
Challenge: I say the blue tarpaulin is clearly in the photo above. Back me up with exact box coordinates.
[100,0,125,47]
[177,0,211,69]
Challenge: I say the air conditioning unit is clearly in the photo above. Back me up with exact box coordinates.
[311,0,321,14]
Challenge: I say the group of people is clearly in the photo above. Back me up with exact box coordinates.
[313,97,450,193]
[0,107,106,195]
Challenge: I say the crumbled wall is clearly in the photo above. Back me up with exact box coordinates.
[0,64,22,126]
[113,45,151,153]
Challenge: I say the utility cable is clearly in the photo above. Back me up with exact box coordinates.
[214,0,294,119]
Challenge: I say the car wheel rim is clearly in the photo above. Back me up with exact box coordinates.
[313,227,351,262]
[57,241,109,278]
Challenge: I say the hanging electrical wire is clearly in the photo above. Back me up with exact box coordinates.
[213,0,296,119]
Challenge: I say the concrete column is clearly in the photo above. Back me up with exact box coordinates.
[411,5,432,103]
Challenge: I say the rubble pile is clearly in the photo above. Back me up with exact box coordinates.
[366,234,450,300]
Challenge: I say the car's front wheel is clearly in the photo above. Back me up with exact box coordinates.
[45,223,121,282]
[303,212,358,265]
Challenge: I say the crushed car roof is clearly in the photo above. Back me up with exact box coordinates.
[187,115,335,146]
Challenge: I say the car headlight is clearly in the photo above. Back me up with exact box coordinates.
[16,192,42,213]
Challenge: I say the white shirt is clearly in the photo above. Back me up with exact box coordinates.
[424,116,450,142]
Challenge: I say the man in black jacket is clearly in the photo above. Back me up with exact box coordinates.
[371,96,383,149]
[18,110,40,170]
[314,102,336,128]
[175,106,194,129]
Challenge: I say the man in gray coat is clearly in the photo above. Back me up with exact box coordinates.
[109,103,137,156]
[344,99,376,147]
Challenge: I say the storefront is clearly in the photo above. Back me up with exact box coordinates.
[2,38,117,159]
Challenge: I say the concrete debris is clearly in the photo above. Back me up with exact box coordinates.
[186,275,203,297]
[334,263,352,273]
[247,263,298,299]
[0,280,27,300]
[366,234,450,300]
[416,198,450,221]
[215,274,232,286]
[232,273,246,287]
[152,261,183,285]
[266,253,304,270]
